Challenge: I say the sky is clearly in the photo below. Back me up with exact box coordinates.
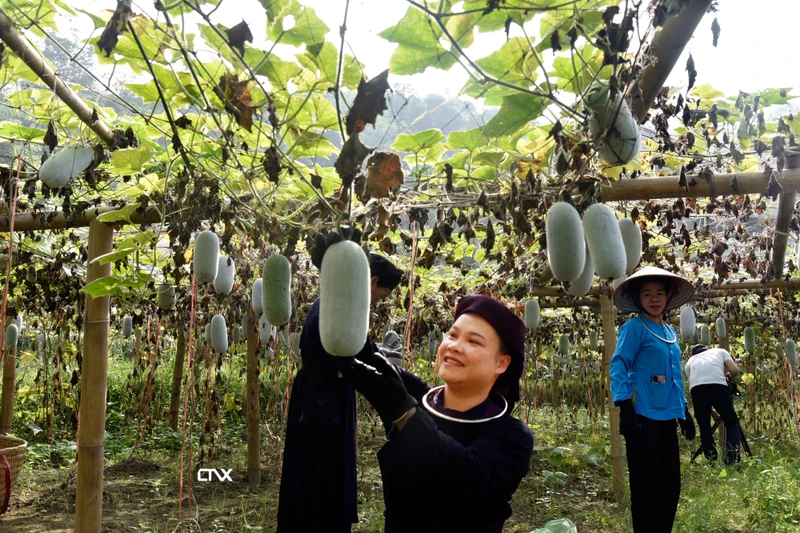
[69,0,800,98]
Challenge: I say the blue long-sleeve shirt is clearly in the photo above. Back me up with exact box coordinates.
[609,316,687,421]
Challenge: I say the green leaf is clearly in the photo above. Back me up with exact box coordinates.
[264,0,330,47]
[89,246,138,266]
[108,146,154,176]
[691,84,725,101]
[447,127,488,151]
[97,204,140,223]
[81,276,135,298]
[391,129,446,153]
[118,230,156,250]
[0,122,44,141]
[125,82,161,104]
[257,57,302,92]
[484,94,546,138]
[378,7,458,74]
[758,88,793,106]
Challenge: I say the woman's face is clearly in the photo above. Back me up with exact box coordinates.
[639,280,669,317]
[437,313,510,392]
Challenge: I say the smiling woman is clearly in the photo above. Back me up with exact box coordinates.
[335,294,533,533]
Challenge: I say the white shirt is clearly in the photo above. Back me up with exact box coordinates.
[684,347,733,389]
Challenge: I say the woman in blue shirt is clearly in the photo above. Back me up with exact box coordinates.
[610,266,697,533]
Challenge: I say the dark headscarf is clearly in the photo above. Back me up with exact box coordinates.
[454,295,526,404]
[691,344,708,356]
[369,253,403,289]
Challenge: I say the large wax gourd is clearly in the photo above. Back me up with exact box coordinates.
[583,204,626,280]
[716,317,727,338]
[213,256,235,295]
[544,202,585,282]
[157,284,175,310]
[566,244,594,297]
[194,230,220,283]
[744,327,755,354]
[320,241,371,356]
[210,314,228,354]
[587,85,642,165]
[700,325,710,345]
[262,254,292,326]
[122,316,133,338]
[618,218,642,272]
[39,146,94,189]
[524,299,540,330]
[558,334,570,355]
[252,278,263,313]
[5,324,18,350]
[786,339,798,368]
[680,306,696,342]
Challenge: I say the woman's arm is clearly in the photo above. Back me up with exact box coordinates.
[609,321,639,403]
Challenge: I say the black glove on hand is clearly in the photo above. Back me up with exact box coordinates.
[615,399,641,437]
[336,353,417,426]
[679,406,696,441]
[309,228,363,270]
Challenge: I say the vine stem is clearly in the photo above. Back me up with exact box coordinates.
[127,20,194,172]
[404,0,580,119]
[334,0,351,145]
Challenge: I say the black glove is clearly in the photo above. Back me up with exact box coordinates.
[679,406,696,441]
[615,399,641,437]
[377,345,403,364]
[309,228,362,270]
[336,353,417,426]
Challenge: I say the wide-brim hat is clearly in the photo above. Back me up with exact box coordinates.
[613,266,694,313]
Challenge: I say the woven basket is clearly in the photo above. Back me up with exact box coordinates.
[0,434,27,515]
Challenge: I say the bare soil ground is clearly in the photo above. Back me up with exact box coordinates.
[0,429,623,533]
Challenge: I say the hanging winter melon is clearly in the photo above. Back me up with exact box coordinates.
[13,314,22,333]
[210,314,228,354]
[320,241,370,357]
[194,230,220,283]
[39,146,94,189]
[680,306,695,342]
[716,317,727,338]
[157,284,175,310]
[233,326,241,344]
[259,314,272,344]
[583,204,626,280]
[786,339,798,368]
[700,325,710,345]
[567,244,594,297]
[122,316,133,338]
[589,331,598,351]
[558,334,570,355]
[545,202,585,282]
[213,256,235,295]
[205,323,212,344]
[252,278,263,314]
[5,324,18,350]
[524,299,540,330]
[744,327,756,354]
[262,254,292,327]
[618,218,642,273]
[586,84,641,165]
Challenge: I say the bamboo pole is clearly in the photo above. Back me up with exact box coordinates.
[74,219,112,533]
[771,154,799,277]
[630,0,716,122]
[168,323,186,431]
[0,318,16,434]
[0,205,161,233]
[246,307,261,485]
[601,295,625,503]
[0,7,116,147]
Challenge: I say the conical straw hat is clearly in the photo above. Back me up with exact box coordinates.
[613,266,694,313]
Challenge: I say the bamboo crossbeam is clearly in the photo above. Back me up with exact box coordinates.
[630,0,716,123]
[0,205,161,232]
[602,167,800,202]
[529,277,800,299]
[0,7,116,147]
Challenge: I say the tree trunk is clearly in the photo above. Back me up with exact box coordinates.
[246,307,261,485]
